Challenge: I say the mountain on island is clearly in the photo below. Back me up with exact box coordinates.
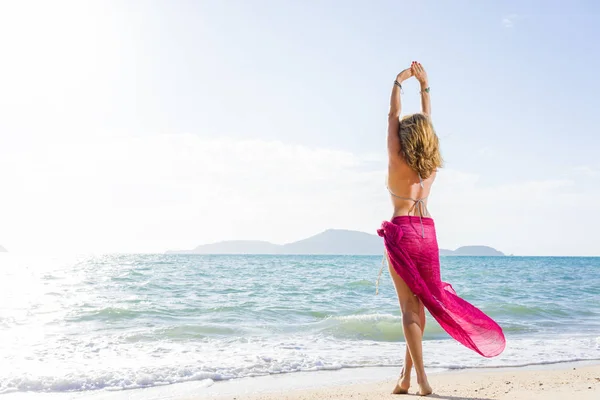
[166,229,504,256]
[439,246,504,256]
[182,240,281,255]
[0,245,7,252]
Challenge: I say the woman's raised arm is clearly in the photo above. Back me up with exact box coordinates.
[412,62,431,116]
[388,67,413,159]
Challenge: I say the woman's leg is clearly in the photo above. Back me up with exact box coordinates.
[393,303,425,394]
[388,258,432,395]
[396,303,426,393]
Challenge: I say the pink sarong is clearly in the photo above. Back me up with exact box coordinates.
[377,216,506,358]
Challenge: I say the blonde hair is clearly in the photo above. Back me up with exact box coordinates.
[398,113,443,179]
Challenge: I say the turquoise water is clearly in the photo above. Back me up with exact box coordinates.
[1,254,599,394]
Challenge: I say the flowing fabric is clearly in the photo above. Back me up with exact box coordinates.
[378,216,506,358]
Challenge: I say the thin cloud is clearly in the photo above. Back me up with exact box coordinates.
[0,134,598,256]
[477,146,498,159]
[502,14,518,28]
[572,165,599,177]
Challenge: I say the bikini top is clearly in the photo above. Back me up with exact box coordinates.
[386,173,429,238]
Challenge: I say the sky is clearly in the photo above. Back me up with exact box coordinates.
[0,0,599,256]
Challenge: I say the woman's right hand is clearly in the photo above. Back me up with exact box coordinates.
[412,62,428,86]
[396,67,413,83]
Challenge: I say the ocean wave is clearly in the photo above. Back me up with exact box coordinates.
[67,307,188,322]
[487,303,572,318]
[2,350,599,394]
[123,325,243,342]
[67,307,145,322]
[160,324,243,338]
[0,369,220,394]
[315,313,436,341]
[311,313,532,341]
[436,357,600,370]
[346,279,374,287]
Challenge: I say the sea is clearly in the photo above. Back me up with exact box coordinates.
[0,253,599,397]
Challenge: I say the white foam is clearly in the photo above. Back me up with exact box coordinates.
[1,333,599,394]
[331,313,400,322]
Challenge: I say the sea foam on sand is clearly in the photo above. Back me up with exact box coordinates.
[3,361,599,400]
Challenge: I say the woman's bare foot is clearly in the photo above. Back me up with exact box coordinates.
[392,368,411,394]
[416,380,433,396]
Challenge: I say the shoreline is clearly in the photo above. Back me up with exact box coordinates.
[5,360,598,399]
[203,360,600,400]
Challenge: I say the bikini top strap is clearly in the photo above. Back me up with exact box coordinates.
[386,186,429,238]
[386,186,427,204]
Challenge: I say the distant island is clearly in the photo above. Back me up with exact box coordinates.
[166,229,504,256]
[439,246,504,256]
[0,245,7,252]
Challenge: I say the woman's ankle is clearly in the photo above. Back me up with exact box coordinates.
[416,373,428,385]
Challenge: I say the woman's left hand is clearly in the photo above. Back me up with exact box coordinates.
[412,62,428,86]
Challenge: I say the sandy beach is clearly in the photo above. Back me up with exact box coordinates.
[205,363,600,400]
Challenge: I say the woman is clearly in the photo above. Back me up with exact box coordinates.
[378,62,505,396]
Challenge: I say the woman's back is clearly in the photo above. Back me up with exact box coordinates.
[387,158,436,218]
[387,106,441,219]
